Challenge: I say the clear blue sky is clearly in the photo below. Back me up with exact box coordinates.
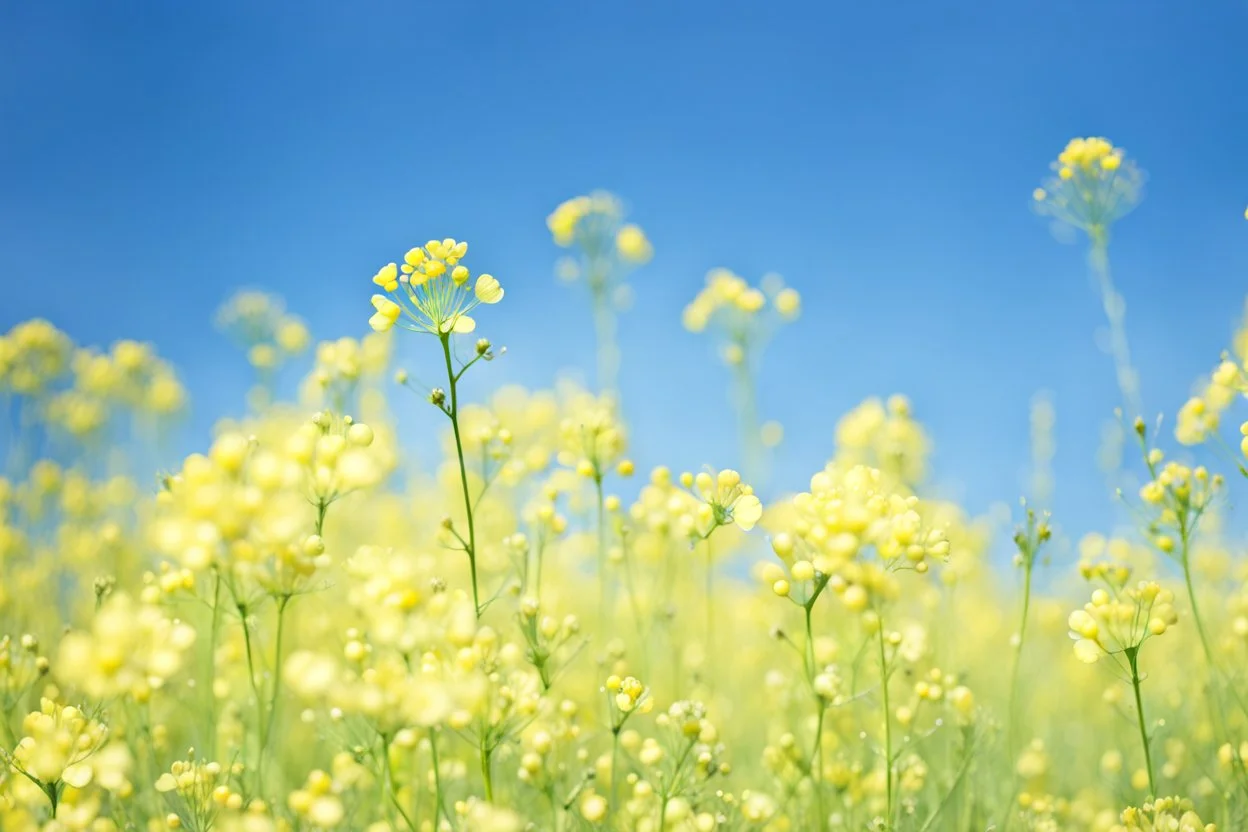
[3,1,1248,555]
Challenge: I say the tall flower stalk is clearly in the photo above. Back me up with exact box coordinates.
[683,269,800,484]
[547,192,652,395]
[1007,507,1050,758]
[1034,137,1146,466]
[367,237,505,620]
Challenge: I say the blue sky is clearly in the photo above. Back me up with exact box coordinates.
[3,1,1248,557]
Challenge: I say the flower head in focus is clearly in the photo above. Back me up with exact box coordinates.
[368,238,503,336]
[679,467,763,535]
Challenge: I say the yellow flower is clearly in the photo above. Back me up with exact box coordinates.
[474,274,504,304]
[1033,136,1143,234]
[368,295,402,333]
[616,224,653,263]
[365,239,503,336]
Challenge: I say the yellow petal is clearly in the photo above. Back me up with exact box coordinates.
[733,494,763,530]
[1073,639,1101,664]
[452,315,476,334]
[475,274,504,304]
[62,763,94,789]
[372,263,398,288]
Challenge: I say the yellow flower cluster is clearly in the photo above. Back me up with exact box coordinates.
[547,193,652,391]
[547,192,652,265]
[833,394,931,487]
[556,389,628,480]
[1175,304,1248,446]
[682,269,800,361]
[155,753,248,828]
[215,290,311,372]
[1112,796,1215,832]
[0,319,74,396]
[1033,136,1144,234]
[7,699,108,790]
[680,468,762,535]
[1068,577,1176,663]
[56,593,196,701]
[151,412,387,592]
[46,340,186,439]
[369,238,503,335]
[0,321,186,447]
[301,334,392,410]
[766,464,950,610]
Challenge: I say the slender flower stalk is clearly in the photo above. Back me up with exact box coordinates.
[1034,137,1145,424]
[366,238,504,620]
[1007,508,1050,758]
[547,192,652,394]
[876,618,895,828]
[683,269,799,483]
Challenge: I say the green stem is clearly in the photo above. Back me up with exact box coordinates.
[441,334,482,619]
[207,569,221,758]
[259,595,291,767]
[705,534,715,654]
[733,358,762,483]
[805,603,825,829]
[595,474,608,634]
[315,499,328,537]
[1126,648,1156,795]
[877,622,894,829]
[591,284,619,394]
[1007,562,1032,758]
[238,604,267,789]
[429,729,450,828]
[1088,232,1141,421]
[813,703,826,830]
[1180,528,1216,668]
[610,727,622,817]
[381,734,417,831]
[479,735,495,802]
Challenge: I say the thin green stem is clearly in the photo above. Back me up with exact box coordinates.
[805,603,826,830]
[45,782,58,818]
[1007,562,1033,758]
[1126,648,1156,796]
[813,703,826,830]
[429,729,450,828]
[733,358,762,484]
[610,727,622,817]
[315,498,328,537]
[1089,232,1141,421]
[381,734,417,831]
[591,284,619,394]
[479,735,495,803]
[1179,526,1215,668]
[877,621,894,829]
[207,569,221,758]
[441,334,482,619]
[259,595,291,771]
[237,603,267,791]
[595,473,608,634]
[705,534,714,654]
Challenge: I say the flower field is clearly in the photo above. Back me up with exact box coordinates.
[2,140,1247,832]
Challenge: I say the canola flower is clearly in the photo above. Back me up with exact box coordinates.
[1034,136,1145,432]
[4,183,1248,832]
[683,268,800,482]
[548,192,652,393]
[368,237,503,620]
